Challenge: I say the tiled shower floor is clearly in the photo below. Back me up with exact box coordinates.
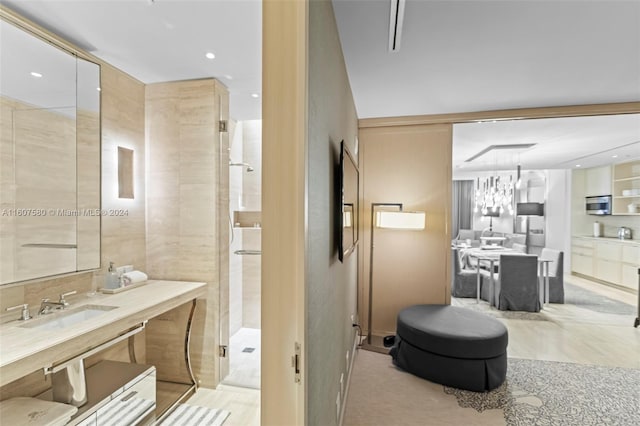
[221,327,261,389]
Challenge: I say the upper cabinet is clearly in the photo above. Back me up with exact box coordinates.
[584,165,612,197]
[612,160,640,215]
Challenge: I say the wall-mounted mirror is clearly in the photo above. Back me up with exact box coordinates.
[0,17,101,284]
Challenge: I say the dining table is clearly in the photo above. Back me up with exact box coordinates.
[460,246,552,309]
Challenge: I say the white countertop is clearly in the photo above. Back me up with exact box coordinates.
[0,280,206,386]
[573,235,640,246]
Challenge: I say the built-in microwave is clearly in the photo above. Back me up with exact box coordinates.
[585,195,612,215]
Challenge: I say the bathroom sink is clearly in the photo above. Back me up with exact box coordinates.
[20,305,118,331]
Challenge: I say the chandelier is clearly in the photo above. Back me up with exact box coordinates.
[474,174,515,216]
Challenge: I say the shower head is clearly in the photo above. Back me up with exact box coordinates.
[229,161,254,172]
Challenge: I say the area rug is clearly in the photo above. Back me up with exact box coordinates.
[444,358,640,426]
[453,297,549,321]
[160,404,230,426]
[343,350,639,426]
[564,282,636,315]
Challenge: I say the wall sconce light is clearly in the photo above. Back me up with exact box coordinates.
[367,203,425,349]
[343,207,353,228]
[118,146,134,199]
[376,210,426,230]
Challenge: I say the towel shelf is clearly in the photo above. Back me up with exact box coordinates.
[234,249,262,256]
[22,243,77,249]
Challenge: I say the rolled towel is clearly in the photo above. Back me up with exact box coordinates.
[122,270,148,286]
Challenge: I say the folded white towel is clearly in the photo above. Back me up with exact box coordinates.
[122,270,148,286]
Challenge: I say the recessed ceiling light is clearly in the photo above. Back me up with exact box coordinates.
[251,93,259,98]
[224,74,233,80]
[30,72,42,78]
[205,52,215,59]
[612,155,618,158]
[576,164,581,168]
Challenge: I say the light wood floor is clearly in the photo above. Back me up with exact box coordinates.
[504,274,639,369]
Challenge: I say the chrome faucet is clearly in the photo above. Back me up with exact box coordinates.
[6,303,32,321]
[38,290,76,315]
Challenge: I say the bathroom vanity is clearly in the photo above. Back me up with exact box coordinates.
[0,280,206,423]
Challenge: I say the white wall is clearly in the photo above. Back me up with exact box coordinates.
[546,169,571,272]
[241,120,262,329]
[228,120,263,334]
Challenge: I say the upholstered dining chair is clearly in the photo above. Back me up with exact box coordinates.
[451,248,480,298]
[539,248,564,303]
[493,254,540,312]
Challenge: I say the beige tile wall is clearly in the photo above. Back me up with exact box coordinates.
[100,64,146,276]
[0,98,79,283]
[145,78,229,388]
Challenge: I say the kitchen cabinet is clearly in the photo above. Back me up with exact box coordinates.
[621,245,640,290]
[571,238,594,276]
[595,240,624,286]
[571,237,639,290]
[585,165,612,197]
[612,160,640,215]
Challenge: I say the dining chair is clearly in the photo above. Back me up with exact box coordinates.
[512,243,527,253]
[494,254,540,312]
[539,248,564,303]
[451,248,481,298]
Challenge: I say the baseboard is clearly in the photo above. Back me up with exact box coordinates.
[571,272,637,294]
[338,330,360,426]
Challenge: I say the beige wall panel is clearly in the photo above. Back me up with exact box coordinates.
[0,370,51,401]
[100,64,146,275]
[359,102,640,128]
[145,302,194,384]
[145,79,227,388]
[360,124,452,337]
[262,0,308,423]
[84,333,146,369]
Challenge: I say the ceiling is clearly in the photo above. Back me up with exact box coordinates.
[453,114,640,177]
[333,0,640,118]
[1,0,262,121]
[1,0,638,171]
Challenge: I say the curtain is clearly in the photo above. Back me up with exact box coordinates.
[452,180,474,239]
